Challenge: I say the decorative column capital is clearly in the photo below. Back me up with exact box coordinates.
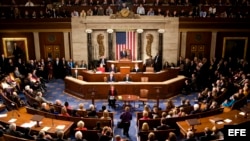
[107,29,114,33]
[136,29,144,33]
[85,29,93,33]
[158,29,165,33]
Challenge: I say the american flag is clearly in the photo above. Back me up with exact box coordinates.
[116,31,136,60]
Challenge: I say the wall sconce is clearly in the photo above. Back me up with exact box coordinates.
[107,29,114,33]
[136,29,144,33]
[158,29,165,33]
[85,29,93,33]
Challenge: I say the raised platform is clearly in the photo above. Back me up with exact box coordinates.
[64,75,186,99]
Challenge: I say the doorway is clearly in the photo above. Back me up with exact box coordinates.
[44,45,60,59]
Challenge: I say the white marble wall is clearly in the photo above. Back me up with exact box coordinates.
[71,16,179,65]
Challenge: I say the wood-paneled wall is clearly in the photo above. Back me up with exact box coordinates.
[39,32,65,59]
[186,32,211,59]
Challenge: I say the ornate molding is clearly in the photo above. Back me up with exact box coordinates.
[110,9,140,19]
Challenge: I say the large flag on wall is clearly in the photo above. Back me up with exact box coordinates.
[116,31,136,60]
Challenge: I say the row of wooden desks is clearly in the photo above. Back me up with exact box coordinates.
[72,68,180,82]
[0,107,74,137]
[177,110,250,137]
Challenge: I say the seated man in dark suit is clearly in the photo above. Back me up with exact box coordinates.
[123,74,132,82]
[120,47,127,59]
[107,72,116,82]
[108,64,117,73]
[132,63,141,73]
[156,118,170,130]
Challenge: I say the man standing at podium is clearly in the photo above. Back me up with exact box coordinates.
[120,47,127,59]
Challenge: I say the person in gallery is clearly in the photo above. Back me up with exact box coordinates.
[108,85,117,109]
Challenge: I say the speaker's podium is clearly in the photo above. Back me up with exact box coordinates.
[120,66,131,74]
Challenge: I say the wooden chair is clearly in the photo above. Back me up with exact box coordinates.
[0,91,19,111]
[104,77,107,82]
[141,77,149,82]
[3,134,35,141]
[145,67,154,72]
[77,75,83,80]
[139,89,149,108]
[23,91,41,109]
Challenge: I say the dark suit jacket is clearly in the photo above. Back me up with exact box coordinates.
[99,58,107,65]
[132,68,141,73]
[107,76,116,82]
[123,76,132,81]
[156,124,170,130]
[153,55,162,72]
[108,67,117,73]
[120,50,127,58]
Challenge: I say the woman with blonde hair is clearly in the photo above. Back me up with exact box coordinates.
[141,122,149,131]
[166,132,177,141]
[101,110,111,120]
[59,106,70,117]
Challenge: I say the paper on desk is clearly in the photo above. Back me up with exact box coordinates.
[42,126,51,131]
[224,119,232,123]
[239,112,246,116]
[8,118,17,123]
[0,114,7,118]
[217,121,224,125]
[56,125,65,130]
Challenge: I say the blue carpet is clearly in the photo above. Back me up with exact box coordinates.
[43,79,198,141]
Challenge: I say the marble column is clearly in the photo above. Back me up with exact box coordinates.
[33,32,40,60]
[86,29,93,69]
[107,29,114,60]
[180,31,187,58]
[158,29,165,60]
[136,29,143,60]
[210,32,217,59]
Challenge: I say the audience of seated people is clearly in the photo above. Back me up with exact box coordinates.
[0,0,250,19]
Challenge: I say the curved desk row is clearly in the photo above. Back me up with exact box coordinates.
[64,75,185,99]
[74,68,180,82]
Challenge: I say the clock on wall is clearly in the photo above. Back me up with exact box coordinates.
[120,8,130,18]
[195,34,202,42]
[48,34,56,43]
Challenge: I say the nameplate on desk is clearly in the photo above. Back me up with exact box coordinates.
[0,114,7,118]
[8,118,17,123]
[42,126,51,131]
